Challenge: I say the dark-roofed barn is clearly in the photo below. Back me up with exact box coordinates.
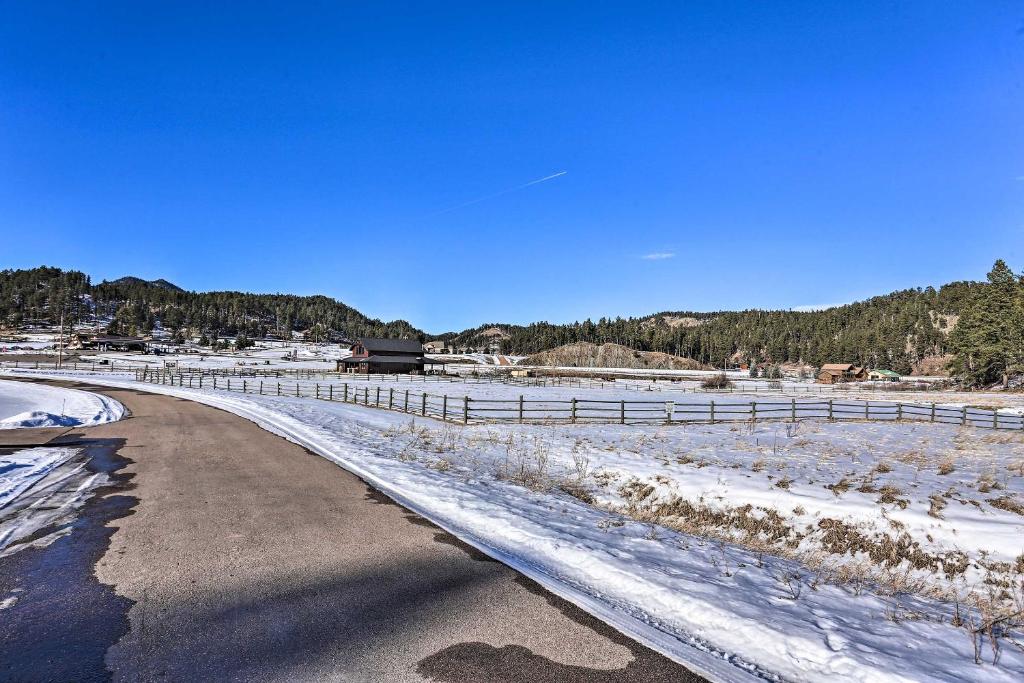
[337,338,446,375]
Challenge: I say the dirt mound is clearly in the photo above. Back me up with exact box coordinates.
[523,342,708,370]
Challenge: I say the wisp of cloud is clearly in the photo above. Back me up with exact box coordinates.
[433,171,567,215]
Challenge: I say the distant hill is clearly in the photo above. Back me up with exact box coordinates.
[107,276,185,292]
[1,266,422,342]
[524,342,709,371]
[435,282,980,375]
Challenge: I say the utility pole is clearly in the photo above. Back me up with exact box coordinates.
[57,308,64,369]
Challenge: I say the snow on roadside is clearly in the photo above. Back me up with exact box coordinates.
[0,446,109,554]
[8,370,1023,682]
[0,378,125,429]
[0,447,79,508]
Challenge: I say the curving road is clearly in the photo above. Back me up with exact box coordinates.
[0,379,705,682]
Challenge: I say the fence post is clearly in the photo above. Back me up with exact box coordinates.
[791,398,796,421]
[228,379,232,392]
[243,379,247,394]
[864,401,869,421]
[277,382,281,396]
[751,401,757,423]
[328,384,332,401]
[213,376,218,390]
[260,381,264,395]
[828,399,834,422]
[375,387,381,407]
[930,402,936,423]
[442,395,448,421]
[571,398,577,424]
[994,411,999,430]
[464,396,469,424]
[710,400,715,424]
[343,383,348,402]
[389,388,394,410]
[315,383,320,399]
[666,401,674,424]
[620,400,625,424]
[896,403,902,422]
[421,393,427,416]
[404,389,409,412]
[962,406,967,426]
[519,395,524,423]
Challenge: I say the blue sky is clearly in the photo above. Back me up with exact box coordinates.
[1,2,1022,332]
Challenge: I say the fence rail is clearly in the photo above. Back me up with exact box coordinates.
[0,360,950,396]
[128,368,1024,431]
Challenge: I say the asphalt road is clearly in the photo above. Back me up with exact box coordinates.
[0,380,706,682]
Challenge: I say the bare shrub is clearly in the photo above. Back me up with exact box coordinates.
[938,459,956,476]
[701,373,732,390]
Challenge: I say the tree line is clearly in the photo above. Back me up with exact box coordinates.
[0,268,421,344]
[2,262,1020,387]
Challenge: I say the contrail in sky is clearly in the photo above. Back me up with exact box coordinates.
[432,170,567,215]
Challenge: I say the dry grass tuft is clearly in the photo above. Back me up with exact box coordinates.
[989,496,1024,516]
[826,477,852,497]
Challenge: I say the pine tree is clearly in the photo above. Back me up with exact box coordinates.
[950,260,1024,386]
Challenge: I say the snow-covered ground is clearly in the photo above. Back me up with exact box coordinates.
[0,446,111,554]
[0,380,124,553]
[0,379,125,429]
[5,368,1022,682]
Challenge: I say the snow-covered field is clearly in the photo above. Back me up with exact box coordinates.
[5,368,1022,682]
[0,378,125,429]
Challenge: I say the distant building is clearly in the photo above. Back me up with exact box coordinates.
[337,338,447,374]
[868,369,901,382]
[78,334,147,352]
[817,363,868,384]
[423,340,449,353]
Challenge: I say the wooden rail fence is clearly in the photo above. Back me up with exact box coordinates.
[131,368,1024,431]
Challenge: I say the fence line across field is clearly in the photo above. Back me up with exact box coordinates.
[1,359,950,397]
[128,367,1024,431]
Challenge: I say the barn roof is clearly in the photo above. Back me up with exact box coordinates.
[820,363,855,372]
[341,354,424,364]
[355,338,423,354]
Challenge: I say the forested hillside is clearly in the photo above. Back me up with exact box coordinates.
[442,279,985,375]
[2,262,1020,385]
[0,267,422,342]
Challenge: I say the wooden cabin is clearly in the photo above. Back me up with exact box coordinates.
[337,338,446,375]
[817,363,868,384]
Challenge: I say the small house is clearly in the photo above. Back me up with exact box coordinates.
[817,363,868,384]
[868,369,901,382]
[337,338,447,375]
[423,340,449,353]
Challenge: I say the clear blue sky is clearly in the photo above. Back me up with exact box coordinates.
[2,2,1022,332]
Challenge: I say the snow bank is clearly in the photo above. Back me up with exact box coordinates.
[0,379,125,429]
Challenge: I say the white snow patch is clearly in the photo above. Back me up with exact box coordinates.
[0,379,124,429]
